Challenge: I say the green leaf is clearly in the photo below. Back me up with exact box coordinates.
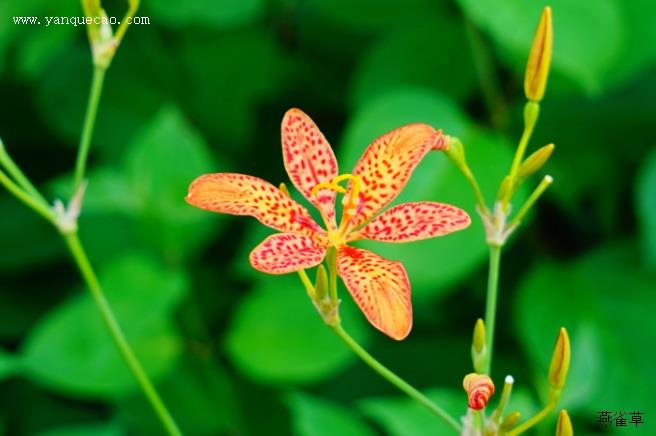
[146,0,264,29]
[339,88,524,300]
[177,28,285,147]
[124,106,220,261]
[306,0,449,33]
[350,16,476,108]
[0,348,19,382]
[225,274,371,383]
[456,0,626,94]
[359,388,464,435]
[36,422,122,436]
[286,392,377,436]
[117,357,241,435]
[636,147,656,268]
[514,243,656,412]
[21,254,188,398]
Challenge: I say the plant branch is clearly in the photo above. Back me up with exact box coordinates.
[483,244,502,374]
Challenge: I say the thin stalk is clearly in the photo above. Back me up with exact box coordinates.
[0,169,54,223]
[507,399,556,435]
[62,232,182,436]
[0,140,47,204]
[73,67,106,191]
[483,244,502,374]
[331,324,462,433]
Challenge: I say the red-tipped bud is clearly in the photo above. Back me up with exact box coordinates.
[463,373,495,410]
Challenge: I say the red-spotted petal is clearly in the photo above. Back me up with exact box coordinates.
[353,202,471,243]
[337,246,412,340]
[186,173,323,237]
[346,124,444,229]
[249,233,327,274]
[281,108,339,226]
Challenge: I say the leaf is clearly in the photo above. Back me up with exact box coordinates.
[225,274,371,383]
[339,88,525,300]
[350,16,476,108]
[359,388,464,436]
[286,392,377,436]
[124,106,220,261]
[145,0,264,29]
[456,0,626,94]
[21,254,188,398]
[514,243,656,412]
[0,348,19,382]
[116,357,241,435]
[36,422,122,436]
[636,147,656,268]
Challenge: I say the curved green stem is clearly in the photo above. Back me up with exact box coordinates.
[0,169,54,223]
[507,398,556,435]
[73,66,106,191]
[332,325,461,432]
[483,244,502,374]
[62,232,182,436]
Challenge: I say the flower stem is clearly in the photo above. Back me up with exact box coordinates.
[62,231,182,436]
[0,169,54,223]
[331,324,462,433]
[73,66,106,191]
[507,398,556,435]
[483,244,502,374]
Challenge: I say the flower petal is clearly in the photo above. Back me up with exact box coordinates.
[250,233,327,274]
[282,108,339,226]
[353,202,471,243]
[337,246,412,340]
[346,124,443,229]
[186,173,323,237]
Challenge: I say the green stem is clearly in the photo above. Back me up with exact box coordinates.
[483,244,502,374]
[62,231,182,436]
[507,398,556,435]
[331,324,462,433]
[73,66,106,191]
[0,169,54,223]
[0,140,48,204]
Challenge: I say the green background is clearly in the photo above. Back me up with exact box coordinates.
[1,0,655,434]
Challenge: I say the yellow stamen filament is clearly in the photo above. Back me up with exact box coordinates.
[310,174,363,246]
[311,181,346,198]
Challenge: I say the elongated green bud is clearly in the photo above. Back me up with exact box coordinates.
[314,265,329,301]
[471,319,488,373]
[524,7,553,102]
[548,327,571,391]
[500,411,521,431]
[517,143,555,181]
[556,410,573,436]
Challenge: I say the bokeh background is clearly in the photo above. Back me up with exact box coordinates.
[1,0,655,435]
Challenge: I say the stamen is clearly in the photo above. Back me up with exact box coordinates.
[311,181,346,198]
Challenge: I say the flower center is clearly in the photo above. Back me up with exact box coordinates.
[311,173,362,246]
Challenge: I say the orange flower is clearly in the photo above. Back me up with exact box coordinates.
[186,109,471,340]
[463,373,495,410]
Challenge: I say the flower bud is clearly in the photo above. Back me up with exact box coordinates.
[497,175,514,202]
[500,411,521,431]
[471,319,487,373]
[556,410,573,436]
[524,7,553,102]
[279,182,291,197]
[517,143,555,181]
[548,327,571,391]
[444,136,467,169]
[463,373,495,410]
[314,265,329,301]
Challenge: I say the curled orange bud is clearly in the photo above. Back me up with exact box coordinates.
[524,7,553,102]
[463,373,495,410]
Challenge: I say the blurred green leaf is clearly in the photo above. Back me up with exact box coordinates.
[306,0,449,33]
[36,422,122,436]
[125,106,220,261]
[456,0,626,94]
[286,392,376,436]
[21,254,188,397]
[515,243,656,412]
[225,274,371,383]
[350,16,476,108]
[177,28,286,148]
[117,357,241,435]
[340,88,524,300]
[0,348,19,382]
[0,197,63,271]
[636,147,656,268]
[146,0,264,29]
[359,388,463,435]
